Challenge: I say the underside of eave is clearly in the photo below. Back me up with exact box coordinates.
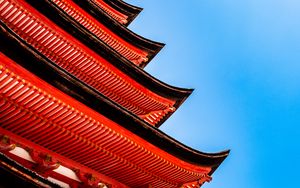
[0,22,229,169]
[28,0,161,68]
[72,0,164,65]
[0,48,226,187]
[16,0,192,127]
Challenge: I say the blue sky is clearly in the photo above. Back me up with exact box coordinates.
[127,0,300,187]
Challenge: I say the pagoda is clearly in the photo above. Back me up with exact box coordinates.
[0,0,229,187]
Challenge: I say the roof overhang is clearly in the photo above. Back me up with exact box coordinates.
[0,24,229,187]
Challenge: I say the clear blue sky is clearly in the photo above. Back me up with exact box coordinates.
[127,0,300,187]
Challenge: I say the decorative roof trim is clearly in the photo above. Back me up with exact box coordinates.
[0,134,119,188]
[0,153,62,188]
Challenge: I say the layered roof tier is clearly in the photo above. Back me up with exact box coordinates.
[73,0,164,67]
[33,0,163,67]
[0,0,189,127]
[0,36,229,187]
[36,0,153,67]
[0,0,229,187]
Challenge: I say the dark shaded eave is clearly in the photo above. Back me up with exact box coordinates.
[72,0,164,66]
[24,0,191,127]
[26,0,155,69]
[103,0,143,26]
[0,22,229,171]
[0,153,62,188]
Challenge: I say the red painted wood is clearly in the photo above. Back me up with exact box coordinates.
[0,132,125,188]
[0,53,211,187]
[53,0,148,66]
[0,0,175,126]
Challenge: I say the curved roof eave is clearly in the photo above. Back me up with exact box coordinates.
[26,0,191,109]
[0,23,229,170]
[103,0,143,25]
[73,0,164,65]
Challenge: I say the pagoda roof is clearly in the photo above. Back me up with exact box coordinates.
[102,0,143,25]
[0,21,228,167]
[73,0,164,67]
[28,0,154,67]
[0,0,188,127]
[0,20,229,187]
